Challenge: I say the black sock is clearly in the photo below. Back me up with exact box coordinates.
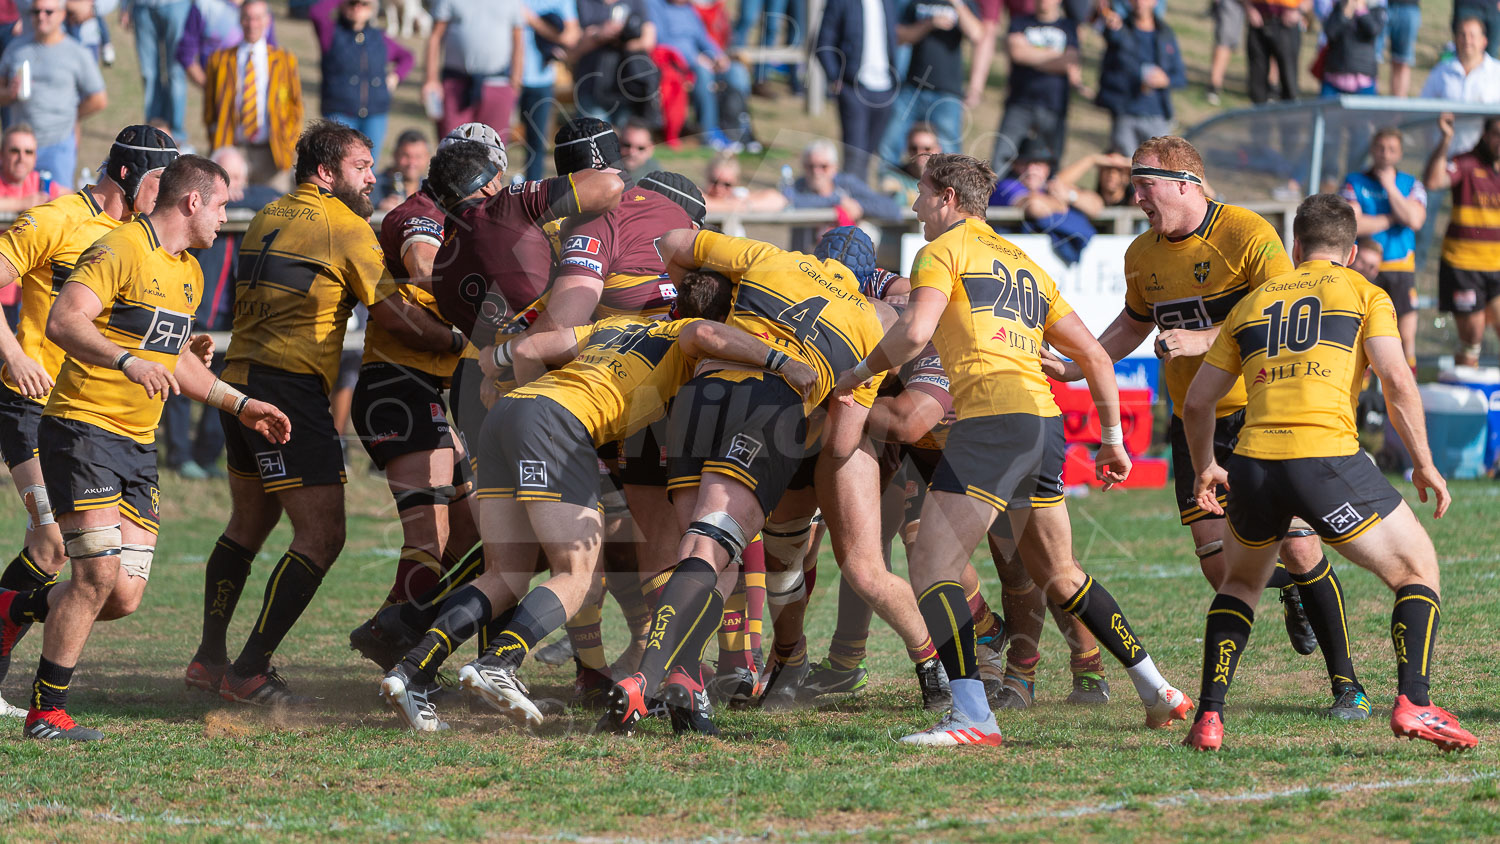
[1060,575,1148,668]
[1391,584,1440,707]
[916,581,976,681]
[1266,561,1293,590]
[4,582,55,624]
[1,547,57,590]
[485,586,568,670]
[32,655,73,712]
[1198,594,1255,719]
[231,551,325,677]
[399,585,492,683]
[477,604,517,657]
[637,557,721,690]
[1290,556,1360,692]
[194,535,256,666]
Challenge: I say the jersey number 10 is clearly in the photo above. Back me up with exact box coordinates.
[1261,296,1322,359]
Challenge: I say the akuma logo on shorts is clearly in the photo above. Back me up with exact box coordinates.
[519,459,548,487]
[726,434,762,467]
[1322,501,1363,534]
[257,450,287,479]
[563,235,602,255]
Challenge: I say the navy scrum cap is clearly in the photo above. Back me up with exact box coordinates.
[106,125,179,204]
[815,226,877,288]
[639,170,707,226]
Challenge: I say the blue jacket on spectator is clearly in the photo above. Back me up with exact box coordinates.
[319,13,395,118]
[1094,14,1185,119]
[813,0,898,89]
[786,173,904,220]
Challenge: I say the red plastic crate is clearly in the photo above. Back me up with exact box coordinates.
[1061,445,1169,489]
[1050,382,1155,456]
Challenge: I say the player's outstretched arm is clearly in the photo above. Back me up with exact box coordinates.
[1368,334,1451,518]
[47,281,179,400]
[1045,308,1154,382]
[173,351,292,444]
[507,327,585,386]
[1182,363,1236,513]
[677,320,819,402]
[834,286,945,395]
[1047,311,1131,488]
[523,274,604,336]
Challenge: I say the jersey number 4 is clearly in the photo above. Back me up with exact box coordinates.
[777,296,829,343]
[1262,296,1321,358]
[960,260,1046,329]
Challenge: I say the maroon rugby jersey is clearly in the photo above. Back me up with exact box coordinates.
[378,182,445,281]
[431,176,575,342]
[556,186,693,317]
[900,341,955,451]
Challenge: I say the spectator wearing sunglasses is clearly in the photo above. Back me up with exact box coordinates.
[0,123,65,212]
[0,0,108,188]
[312,0,413,162]
[878,121,940,204]
[702,152,786,215]
[618,118,661,184]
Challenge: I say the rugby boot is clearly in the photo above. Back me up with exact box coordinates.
[458,659,544,728]
[914,657,951,712]
[757,653,810,711]
[991,674,1034,710]
[219,667,312,706]
[974,642,1007,703]
[1325,684,1371,721]
[23,708,104,741]
[1066,673,1111,705]
[899,678,1001,747]
[348,605,421,671]
[1280,585,1318,656]
[1144,684,1194,728]
[0,693,24,718]
[184,659,226,694]
[532,635,576,667]
[571,663,614,710]
[1390,695,1478,751]
[379,665,450,733]
[705,665,761,709]
[662,666,719,736]
[1182,712,1224,751]
[598,672,651,735]
[797,658,868,703]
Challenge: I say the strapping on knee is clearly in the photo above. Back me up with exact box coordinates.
[684,511,749,562]
[63,524,122,560]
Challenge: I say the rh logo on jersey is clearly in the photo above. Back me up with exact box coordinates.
[1193,261,1211,285]
[1152,297,1210,330]
[564,235,602,255]
[1322,502,1363,534]
[519,460,548,487]
[726,434,762,467]
[256,450,287,479]
[141,308,193,354]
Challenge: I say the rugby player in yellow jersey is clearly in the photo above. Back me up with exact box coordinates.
[1048,136,1372,720]
[0,125,178,717]
[375,272,816,732]
[189,121,464,706]
[0,157,290,740]
[1181,194,1477,752]
[834,153,1190,746]
[599,226,892,735]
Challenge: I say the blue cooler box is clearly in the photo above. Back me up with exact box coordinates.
[1420,382,1489,479]
[1438,366,1500,469]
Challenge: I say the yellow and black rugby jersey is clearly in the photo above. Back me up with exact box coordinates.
[692,231,886,412]
[1124,201,1293,418]
[909,217,1072,420]
[1204,260,1399,460]
[0,188,122,401]
[509,315,695,446]
[224,183,394,392]
[360,285,460,380]
[45,215,202,443]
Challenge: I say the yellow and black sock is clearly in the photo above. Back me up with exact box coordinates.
[489,586,568,671]
[401,584,492,682]
[1290,556,1360,692]
[1198,594,1254,719]
[1391,584,1440,706]
[194,535,255,666]
[232,550,325,678]
[2,580,54,624]
[1,547,56,591]
[916,581,975,680]
[566,600,607,670]
[1266,562,1294,589]
[638,557,722,689]
[32,655,72,712]
[1061,575,1147,668]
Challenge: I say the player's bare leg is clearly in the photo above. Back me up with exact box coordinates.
[756,486,817,708]
[380,449,455,607]
[0,458,66,715]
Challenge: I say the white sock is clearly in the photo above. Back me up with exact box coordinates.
[1125,655,1167,702]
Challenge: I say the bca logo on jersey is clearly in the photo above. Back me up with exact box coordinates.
[1193,261,1211,285]
[726,434,762,468]
[518,460,548,488]
[564,235,602,255]
[1321,502,1363,535]
[256,450,287,479]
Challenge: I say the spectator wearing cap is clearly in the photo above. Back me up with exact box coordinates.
[648,0,750,150]
[1419,15,1500,152]
[1095,0,1184,156]
[1243,0,1308,104]
[203,0,302,190]
[312,0,413,162]
[814,0,898,181]
[421,0,525,138]
[518,0,579,181]
[618,118,661,183]
[1317,0,1385,95]
[373,128,430,211]
[0,0,107,189]
[0,124,66,212]
[992,0,1082,171]
[991,136,1098,263]
[123,0,192,141]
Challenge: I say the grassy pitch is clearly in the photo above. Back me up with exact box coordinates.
[1,471,1496,842]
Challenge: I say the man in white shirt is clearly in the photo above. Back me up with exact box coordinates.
[1419,14,1500,152]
